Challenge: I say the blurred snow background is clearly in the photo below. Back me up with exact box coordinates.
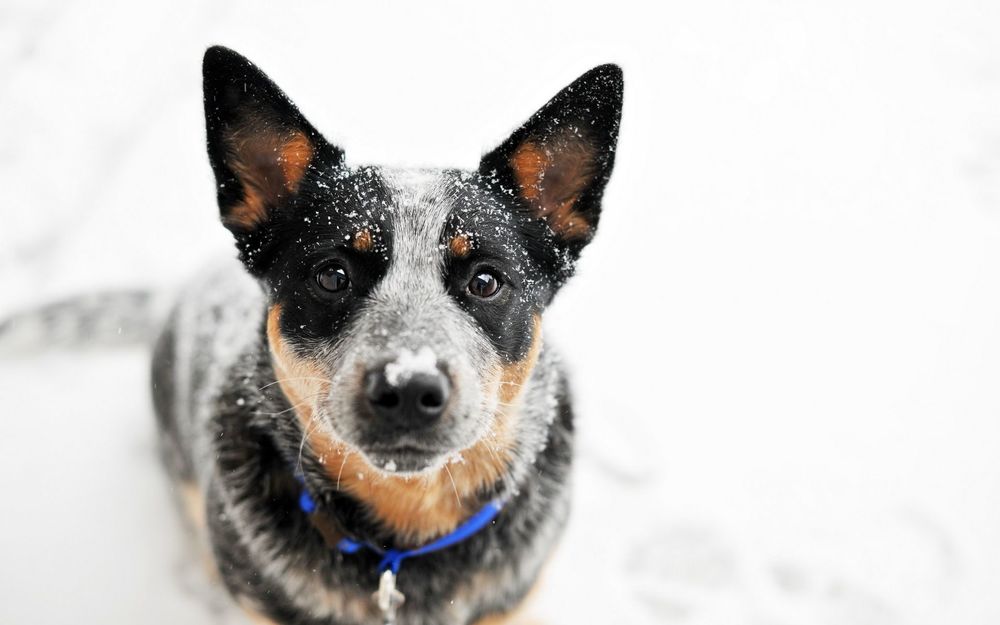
[2,1,1000,623]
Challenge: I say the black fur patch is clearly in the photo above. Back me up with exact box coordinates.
[441,171,556,363]
[265,166,396,346]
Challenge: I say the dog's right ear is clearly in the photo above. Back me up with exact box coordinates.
[203,46,344,234]
[479,64,622,249]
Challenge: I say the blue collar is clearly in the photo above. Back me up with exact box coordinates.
[297,476,503,575]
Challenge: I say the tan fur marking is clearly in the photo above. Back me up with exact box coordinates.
[449,233,472,257]
[499,315,543,406]
[175,481,222,582]
[546,197,591,239]
[239,600,281,625]
[302,425,515,546]
[352,228,374,252]
[510,142,548,203]
[266,302,331,421]
[223,128,314,230]
[509,139,595,239]
[179,481,206,531]
[277,131,314,193]
[474,613,545,625]
[266,306,539,546]
[224,176,268,231]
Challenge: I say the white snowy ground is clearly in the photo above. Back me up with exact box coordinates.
[2,1,1000,623]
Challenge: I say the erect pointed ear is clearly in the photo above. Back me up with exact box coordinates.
[203,46,344,234]
[479,64,623,244]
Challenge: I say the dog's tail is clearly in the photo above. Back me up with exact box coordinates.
[0,290,167,356]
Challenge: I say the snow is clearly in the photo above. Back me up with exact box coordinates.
[384,346,438,387]
[2,1,1000,624]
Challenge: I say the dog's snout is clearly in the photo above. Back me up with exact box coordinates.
[364,366,451,427]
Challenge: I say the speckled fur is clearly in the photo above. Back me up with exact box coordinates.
[151,46,622,625]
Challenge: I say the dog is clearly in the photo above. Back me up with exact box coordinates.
[150,46,622,625]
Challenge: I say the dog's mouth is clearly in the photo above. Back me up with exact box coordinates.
[314,400,478,475]
[361,443,452,474]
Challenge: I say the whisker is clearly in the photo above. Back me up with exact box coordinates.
[258,376,330,391]
[493,400,524,409]
[261,397,316,418]
[257,390,326,419]
[295,410,323,475]
[482,439,504,467]
[443,464,463,509]
[484,427,507,463]
[336,449,352,491]
[293,393,330,474]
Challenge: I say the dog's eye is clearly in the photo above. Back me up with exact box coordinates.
[468,270,501,298]
[316,264,350,293]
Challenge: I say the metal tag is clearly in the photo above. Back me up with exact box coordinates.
[373,569,405,624]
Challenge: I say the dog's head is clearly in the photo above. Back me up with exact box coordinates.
[203,47,621,478]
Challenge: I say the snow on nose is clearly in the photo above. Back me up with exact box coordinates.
[384,346,438,387]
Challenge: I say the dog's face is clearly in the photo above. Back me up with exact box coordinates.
[203,47,621,475]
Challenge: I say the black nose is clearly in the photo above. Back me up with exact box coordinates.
[364,367,451,427]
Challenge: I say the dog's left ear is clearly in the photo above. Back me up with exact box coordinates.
[203,46,344,234]
[480,64,623,245]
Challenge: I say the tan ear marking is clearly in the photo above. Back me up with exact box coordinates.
[223,185,269,231]
[277,130,314,193]
[222,128,315,231]
[510,142,548,203]
[509,136,595,239]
